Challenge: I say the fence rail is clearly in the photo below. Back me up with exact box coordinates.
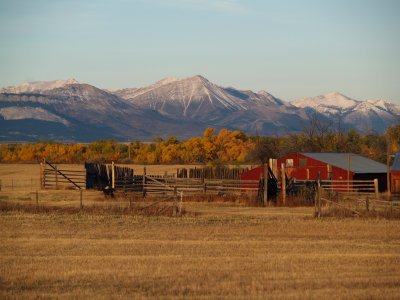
[137,177,260,196]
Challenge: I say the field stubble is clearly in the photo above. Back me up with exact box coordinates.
[1,163,400,298]
[1,199,400,298]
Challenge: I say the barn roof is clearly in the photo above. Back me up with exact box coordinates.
[391,151,400,171]
[299,152,387,174]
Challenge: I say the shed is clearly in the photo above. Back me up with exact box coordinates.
[391,151,400,193]
[276,152,387,192]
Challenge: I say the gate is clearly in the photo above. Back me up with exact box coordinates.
[41,160,85,190]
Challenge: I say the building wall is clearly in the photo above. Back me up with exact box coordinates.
[391,171,400,193]
[277,153,354,181]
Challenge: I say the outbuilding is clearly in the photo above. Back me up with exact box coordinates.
[277,152,387,192]
[391,151,400,193]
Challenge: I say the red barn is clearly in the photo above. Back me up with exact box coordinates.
[277,152,387,192]
[391,151,400,193]
[240,153,388,192]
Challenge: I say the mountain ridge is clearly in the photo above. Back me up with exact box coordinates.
[0,76,398,142]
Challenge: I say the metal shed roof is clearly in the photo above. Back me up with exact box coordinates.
[391,151,400,171]
[299,152,387,174]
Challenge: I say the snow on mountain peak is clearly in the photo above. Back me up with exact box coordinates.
[0,78,79,94]
[154,77,180,87]
[291,92,358,110]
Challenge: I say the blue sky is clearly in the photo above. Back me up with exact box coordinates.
[0,0,399,104]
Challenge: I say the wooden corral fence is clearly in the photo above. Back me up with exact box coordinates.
[177,166,249,180]
[86,162,139,191]
[313,178,400,216]
[144,176,260,196]
[41,160,85,190]
[85,162,260,196]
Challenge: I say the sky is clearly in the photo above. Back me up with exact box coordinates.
[0,0,399,104]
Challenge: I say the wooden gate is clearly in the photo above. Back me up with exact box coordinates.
[41,161,85,190]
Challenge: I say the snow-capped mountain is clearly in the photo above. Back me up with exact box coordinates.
[0,78,79,94]
[0,81,204,142]
[291,92,399,133]
[111,75,286,118]
[0,76,399,142]
[110,75,303,134]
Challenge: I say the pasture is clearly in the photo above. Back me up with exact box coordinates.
[1,163,400,299]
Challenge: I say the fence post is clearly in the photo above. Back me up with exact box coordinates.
[366,195,369,212]
[347,154,350,194]
[36,190,39,207]
[173,187,178,216]
[281,163,286,205]
[263,163,268,207]
[179,191,183,214]
[318,180,321,217]
[314,184,317,215]
[40,162,44,189]
[143,167,146,198]
[374,179,379,200]
[203,183,207,196]
[55,164,58,188]
[112,161,115,189]
[80,190,83,209]
[318,172,321,218]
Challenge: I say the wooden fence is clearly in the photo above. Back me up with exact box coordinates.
[41,161,85,190]
[85,163,260,196]
[177,166,249,180]
[313,178,400,216]
[143,176,260,196]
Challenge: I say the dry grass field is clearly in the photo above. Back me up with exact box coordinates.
[1,202,400,298]
[1,163,400,299]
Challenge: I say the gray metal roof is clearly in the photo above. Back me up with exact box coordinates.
[299,152,387,174]
[391,151,400,171]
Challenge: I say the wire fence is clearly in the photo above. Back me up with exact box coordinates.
[0,178,41,191]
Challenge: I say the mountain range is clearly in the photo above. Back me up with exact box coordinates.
[0,75,398,142]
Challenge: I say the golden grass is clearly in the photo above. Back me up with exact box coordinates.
[1,201,400,299]
[1,163,400,298]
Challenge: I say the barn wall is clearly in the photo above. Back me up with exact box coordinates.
[391,171,400,193]
[277,153,354,181]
